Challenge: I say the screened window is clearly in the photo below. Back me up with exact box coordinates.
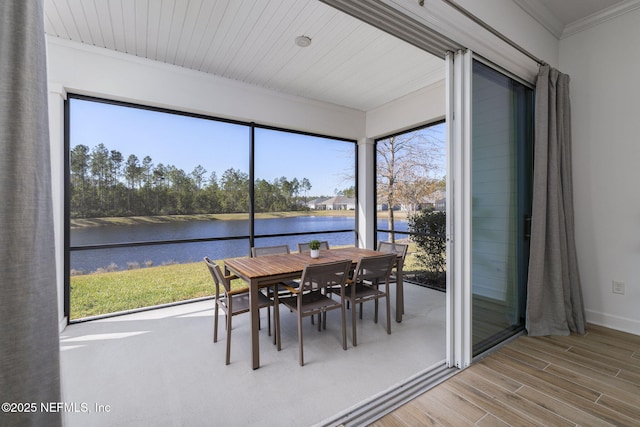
[66,96,356,320]
[375,121,446,290]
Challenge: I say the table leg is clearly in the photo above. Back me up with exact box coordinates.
[396,260,404,323]
[250,279,260,369]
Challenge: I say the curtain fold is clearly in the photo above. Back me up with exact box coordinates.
[0,1,62,426]
[526,65,586,336]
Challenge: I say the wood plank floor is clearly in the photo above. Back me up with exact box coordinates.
[370,324,640,426]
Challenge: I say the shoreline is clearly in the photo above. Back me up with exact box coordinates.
[71,210,351,229]
[70,210,408,229]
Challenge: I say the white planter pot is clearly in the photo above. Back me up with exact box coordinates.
[310,249,320,259]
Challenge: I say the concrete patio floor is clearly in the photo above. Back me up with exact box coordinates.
[59,284,445,426]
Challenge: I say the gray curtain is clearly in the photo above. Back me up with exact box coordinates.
[0,1,62,426]
[526,65,586,336]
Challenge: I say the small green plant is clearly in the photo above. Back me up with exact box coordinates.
[308,239,321,250]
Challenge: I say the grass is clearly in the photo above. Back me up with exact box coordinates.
[70,259,246,320]
[70,239,442,320]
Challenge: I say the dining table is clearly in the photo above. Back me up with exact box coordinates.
[223,246,404,369]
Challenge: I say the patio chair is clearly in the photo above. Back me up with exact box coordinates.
[251,244,299,344]
[377,241,408,315]
[297,240,330,252]
[204,257,273,365]
[296,240,332,324]
[342,253,396,346]
[274,259,352,366]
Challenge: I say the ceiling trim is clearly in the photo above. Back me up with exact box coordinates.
[562,0,640,38]
[514,0,640,40]
[511,0,564,39]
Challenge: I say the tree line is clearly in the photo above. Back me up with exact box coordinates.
[70,143,314,218]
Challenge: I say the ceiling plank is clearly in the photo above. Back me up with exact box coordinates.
[43,0,445,112]
[133,0,149,57]
[44,0,69,38]
[93,0,116,51]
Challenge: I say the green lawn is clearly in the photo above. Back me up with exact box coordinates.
[70,240,441,320]
[70,260,245,320]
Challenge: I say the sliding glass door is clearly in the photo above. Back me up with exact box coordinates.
[471,60,533,355]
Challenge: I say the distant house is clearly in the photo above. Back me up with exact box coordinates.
[316,196,356,210]
[306,198,327,210]
[425,190,446,211]
[397,190,446,213]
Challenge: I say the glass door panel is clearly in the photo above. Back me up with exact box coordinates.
[471,60,533,355]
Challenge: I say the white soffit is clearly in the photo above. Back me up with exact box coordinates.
[43,0,445,112]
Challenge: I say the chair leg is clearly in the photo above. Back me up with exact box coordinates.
[341,304,347,350]
[213,303,219,343]
[374,298,379,323]
[225,311,232,365]
[352,301,358,347]
[272,305,277,346]
[359,303,363,319]
[267,306,271,336]
[298,311,304,366]
[274,293,281,350]
[386,294,391,335]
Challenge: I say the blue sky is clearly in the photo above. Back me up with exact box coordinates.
[70,98,446,196]
[69,98,355,196]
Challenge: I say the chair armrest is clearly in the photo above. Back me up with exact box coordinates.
[283,284,300,293]
[227,287,249,296]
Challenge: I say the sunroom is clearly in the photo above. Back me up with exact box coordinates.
[4,0,639,426]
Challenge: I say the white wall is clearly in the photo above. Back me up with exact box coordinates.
[366,80,445,139]
[560,8,640,334]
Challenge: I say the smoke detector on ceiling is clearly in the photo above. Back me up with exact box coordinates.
[295,35,312,47]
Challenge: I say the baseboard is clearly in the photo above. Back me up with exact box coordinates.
[585,309,640,336]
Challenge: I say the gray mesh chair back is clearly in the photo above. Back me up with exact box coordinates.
[377,241,408,259]
[275,259,352,366]
[344,253,396,346]
[204,256,272,365]
[251,244,290,257]
[297,240,330,252]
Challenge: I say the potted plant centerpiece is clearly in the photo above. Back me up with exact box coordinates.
[308,239,321,258]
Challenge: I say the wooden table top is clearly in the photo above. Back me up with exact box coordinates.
[224,247,381,281]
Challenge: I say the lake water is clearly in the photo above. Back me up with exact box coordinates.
[70,216,408,273]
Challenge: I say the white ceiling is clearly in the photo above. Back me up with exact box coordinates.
[44,0,633,111]
[43,0,444,112]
